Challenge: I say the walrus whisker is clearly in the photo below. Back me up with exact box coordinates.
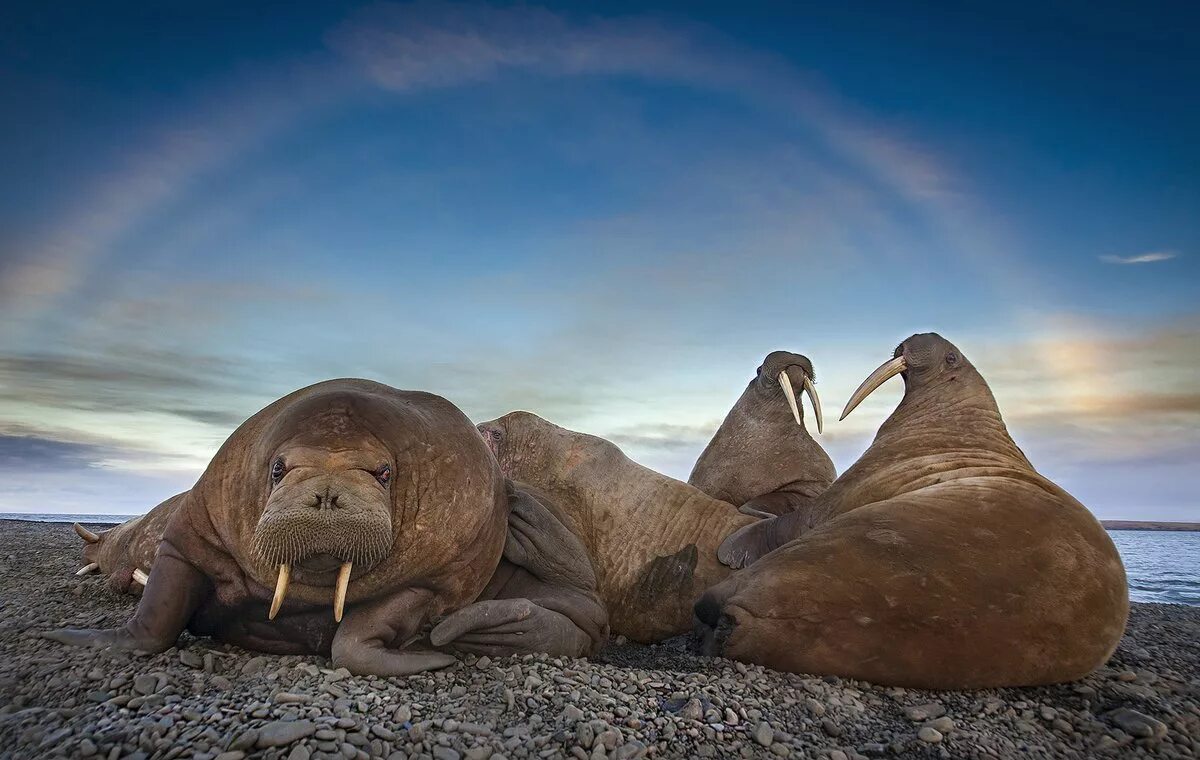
[802,374,824,434]
[75,563,99,576]
[269,564,290,620]
[333,562,352,623]
[777,371,803,428]
[132,569,149,585]
[840,355,907,421]
[73,523,100,543]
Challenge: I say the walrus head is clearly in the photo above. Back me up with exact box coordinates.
[840,332,981,421]
[251,402,396,621]
[754,351,823,434]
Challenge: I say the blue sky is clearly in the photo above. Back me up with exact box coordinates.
[1,1,1197,519]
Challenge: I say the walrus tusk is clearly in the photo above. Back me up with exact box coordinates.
[75,563,99,576]
[777,371,803,427]
[73,523,100,543]
[802,373,824,434]
[269,564,290,620]
[132,568,149,585]
[333,562,352,622]
[270,559,290,619]
[840,355,908,421]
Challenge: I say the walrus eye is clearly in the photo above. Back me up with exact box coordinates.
[270,458,286,485]
[945,352,959,366]
[375,464,392,487]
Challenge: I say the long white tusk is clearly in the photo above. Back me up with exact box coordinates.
[269,564,290,620]
[777,371,802,427]
[75,563,99,576]
[74,523,100,543]
[132,568,149,585]
[840,355,907,421]
[802,374,824,434]
[333,562,352,623]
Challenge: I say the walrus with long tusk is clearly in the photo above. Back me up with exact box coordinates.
[696,333,1129,689]
[478,411,759,642]
[73,492,185,593]
[688,351,835,517]
[49,379,606,674]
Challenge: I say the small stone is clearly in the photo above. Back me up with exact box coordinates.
[178,650,203,668]
[229,730,258,751]
[753,723,773,747]
[917,727,943,744]
[805,698,826,718]
[79,739,98,757]
[432,748,460,760]
[563,705,585,723]
[905,703,945,721]
[925,716,954,734]
[215,753,246,760]
[133,674,162,695]
[371,725,396,741]
[393,705,412,723]
[274,693,309,704]
[476,657,492,669]
[679,698,703,721]
[1105,708,1167,738]
[770,744,790,757]
[287,746,311,760]
[242,657,269,675]
[257,720,317,748]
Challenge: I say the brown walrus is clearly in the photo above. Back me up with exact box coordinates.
[73,492,185,593]
[689,351,835,517]
[478,411,758,642]
[696,333,1129,689]
[50,379,606,673]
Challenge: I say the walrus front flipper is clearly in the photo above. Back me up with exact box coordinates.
[737,491,818,519]
[47,544,210,653]
[432,484,608,657]
[331,588,456,677]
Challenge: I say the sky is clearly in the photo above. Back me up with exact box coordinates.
[1,1,1197,520]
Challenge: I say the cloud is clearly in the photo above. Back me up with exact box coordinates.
[1099,250,1178,265]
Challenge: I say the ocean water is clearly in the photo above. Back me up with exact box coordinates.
[4,514,1197,606]
[1107,529,1200,606]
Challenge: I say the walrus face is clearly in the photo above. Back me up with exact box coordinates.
[840,333,973,420]
[754,351,824,434]
[252,443,395,621]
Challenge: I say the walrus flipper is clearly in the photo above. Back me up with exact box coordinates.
[430,485,608,657]
[331,587,457,676]
[47,542,211,653]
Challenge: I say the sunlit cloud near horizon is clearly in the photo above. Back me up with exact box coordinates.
[1,2,1197,520]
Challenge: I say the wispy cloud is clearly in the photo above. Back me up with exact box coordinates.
[1100,250,1178,265]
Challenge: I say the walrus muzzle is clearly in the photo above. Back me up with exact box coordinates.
[252,481,393,622]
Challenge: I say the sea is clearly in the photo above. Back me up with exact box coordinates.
[5,513,1198,607]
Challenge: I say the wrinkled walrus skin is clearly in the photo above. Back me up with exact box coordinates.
[696,334,1129,689]
[478,411,758,642]
[49,379,605,674]
[74,492,184,594]
[689,351,835,518]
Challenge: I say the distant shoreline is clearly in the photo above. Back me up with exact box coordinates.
[1101,520,1200,532]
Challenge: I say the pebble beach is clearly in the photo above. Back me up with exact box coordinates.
[1,520,1197,759]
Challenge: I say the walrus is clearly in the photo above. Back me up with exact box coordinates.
[695,333,1129,689]
[73,492,185,593]
[478,411,758,641]
[49,379,606,673]
[688,351,835,517]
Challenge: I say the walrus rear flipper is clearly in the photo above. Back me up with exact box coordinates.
[47,541,211,653]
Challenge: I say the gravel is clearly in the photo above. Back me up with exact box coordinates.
[2,520,1198,759]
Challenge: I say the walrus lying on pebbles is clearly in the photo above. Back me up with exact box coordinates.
[73,492,184,593]
[696,334,1129,689]
[689,351,835,517]
[478,411,758,642]
[51,379,605,673]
